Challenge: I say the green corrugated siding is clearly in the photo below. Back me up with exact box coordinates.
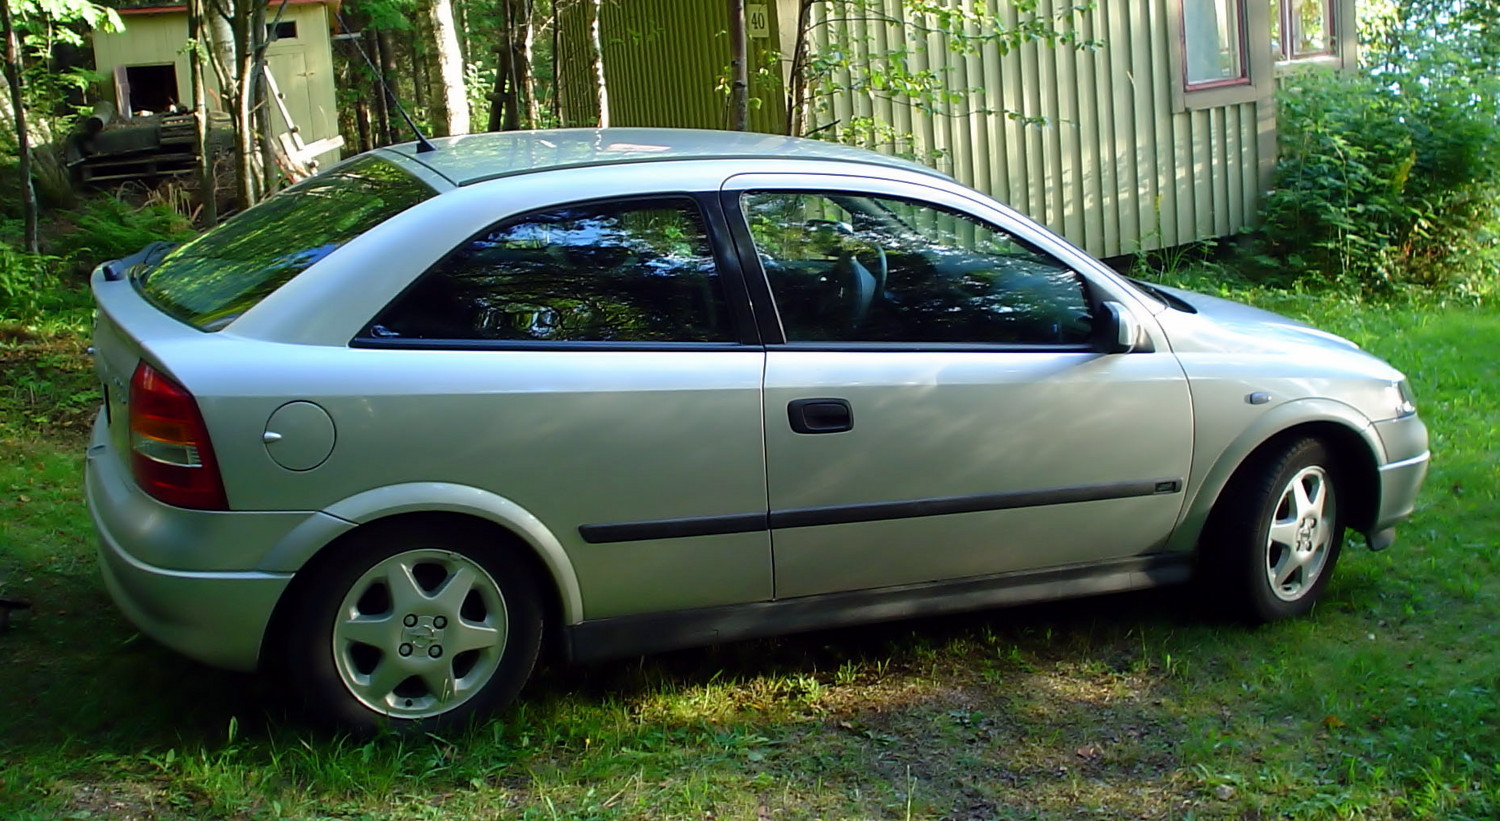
[601,0,786,133]
[797,0,1263,257]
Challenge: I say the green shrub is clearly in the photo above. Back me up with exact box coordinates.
[1259,66,1500,297]
[0,244,88,326]
[48,195,195,269]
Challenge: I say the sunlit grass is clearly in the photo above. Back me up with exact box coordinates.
[1,293,1496,819]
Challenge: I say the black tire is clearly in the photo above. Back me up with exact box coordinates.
[281,520,543,734]
[1202,437,1345,623]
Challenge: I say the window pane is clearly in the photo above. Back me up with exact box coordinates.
[1288,0,1331,57]
[140,156,435,331]
[370,199,733,343]
[743,192,1092,346]
[1182,0,1247,86]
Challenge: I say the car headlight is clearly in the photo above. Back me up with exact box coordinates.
[1393,379,1418,418]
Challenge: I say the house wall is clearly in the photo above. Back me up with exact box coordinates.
[91,3,342,169]
[784,0,1268,258]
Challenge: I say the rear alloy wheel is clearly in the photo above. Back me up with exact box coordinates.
[1208,438,1345,622]
[285,523,542,732]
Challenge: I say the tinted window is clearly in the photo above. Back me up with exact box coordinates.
[743,192,1093,345]
[138,156,434,331]
[368,198,733,343]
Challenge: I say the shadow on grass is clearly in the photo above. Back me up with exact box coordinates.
[1,578,1198,751]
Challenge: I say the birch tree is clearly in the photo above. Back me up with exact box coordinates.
[417,0,469,135]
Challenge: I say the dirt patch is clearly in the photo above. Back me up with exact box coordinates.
[58,780,187,821]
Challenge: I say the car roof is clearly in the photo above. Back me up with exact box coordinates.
[376,127,949,187]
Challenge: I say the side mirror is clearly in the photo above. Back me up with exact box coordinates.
[1096,301,1151,354]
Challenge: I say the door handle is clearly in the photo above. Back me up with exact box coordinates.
[788,398,853,434]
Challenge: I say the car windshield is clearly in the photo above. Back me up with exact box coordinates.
[136,155,436,331]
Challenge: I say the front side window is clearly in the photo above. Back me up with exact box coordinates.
[1182,0,1249,88]
[368,198,733,343]
[742,191,1092,346]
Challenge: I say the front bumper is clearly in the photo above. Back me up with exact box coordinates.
[1367,414,1431,548]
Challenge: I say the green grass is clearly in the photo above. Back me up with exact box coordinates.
[1,295,1496,820]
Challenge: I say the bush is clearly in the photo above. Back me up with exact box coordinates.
[47,194,195,270]
[1257,11,1500,298]
[0,245,87,326]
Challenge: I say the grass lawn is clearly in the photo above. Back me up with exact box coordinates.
[0,295,1495,820]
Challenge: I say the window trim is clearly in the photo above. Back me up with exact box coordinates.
[1179,0,1252,92]
[352,192,764,349]
[1272,0,1358,72]
[1170,0,1274,111]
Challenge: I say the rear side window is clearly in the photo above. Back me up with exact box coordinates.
[366,197,734,343]
[137,156,434,330]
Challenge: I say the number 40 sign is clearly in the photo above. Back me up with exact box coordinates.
[747,3,771,38]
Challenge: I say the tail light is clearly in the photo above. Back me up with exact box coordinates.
[129,362,228,510]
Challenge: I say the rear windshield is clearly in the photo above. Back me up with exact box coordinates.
[136,155,436,330]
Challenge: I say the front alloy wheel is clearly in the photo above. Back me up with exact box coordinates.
[1263,465,1335,602]
[1205,437,1345,622]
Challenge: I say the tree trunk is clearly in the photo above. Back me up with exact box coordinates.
[188,0,218,225]
[524,0,541,126]
[728,0,749,131]
[369,28,393,144]
[417,0,469,135]
[587,0,608,126]
[786,0,813,136]
[1,0,37,252]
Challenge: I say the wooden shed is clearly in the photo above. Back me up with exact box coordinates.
[90,0,343,170]
[566,0,1358,258]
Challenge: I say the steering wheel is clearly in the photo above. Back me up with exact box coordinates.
[834,241,888,328]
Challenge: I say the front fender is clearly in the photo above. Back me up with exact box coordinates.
[258,482,584,625]
[1166,398,1383,555]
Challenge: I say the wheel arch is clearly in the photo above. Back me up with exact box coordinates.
[257,484,582,669]
[1170,400,1384,556]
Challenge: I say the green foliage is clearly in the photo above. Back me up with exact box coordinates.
[46,195,195,271]
[0,243,81,324]
[0,195,193,328]
[1257,4,1500,297]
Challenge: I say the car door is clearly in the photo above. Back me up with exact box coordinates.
[353,194,771,619]
[722,174,1194,599]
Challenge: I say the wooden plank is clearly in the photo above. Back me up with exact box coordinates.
[1150,1,1188,248]
[1212,106,1231,237]
[979,8,1008,204]
[963,0,992,201]
[1000,1,1028,213]
[1226,103,1245,232]
[1070,4,1102,254]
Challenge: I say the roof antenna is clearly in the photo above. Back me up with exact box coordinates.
[335,12,438,153]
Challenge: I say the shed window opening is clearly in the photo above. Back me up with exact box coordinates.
[1181,0,1250,88]
[267,20,298,40]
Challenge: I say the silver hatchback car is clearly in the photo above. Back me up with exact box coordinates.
[87,129,1428,731]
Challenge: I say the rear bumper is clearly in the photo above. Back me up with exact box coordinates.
[94,524,291,672]
[85,412,310,671]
